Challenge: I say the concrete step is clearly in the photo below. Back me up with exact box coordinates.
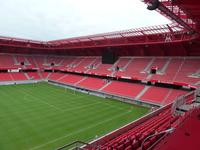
[122,58,133,71]
[99,81,112,91]
[135,86,151,100]
[143,58,155,72]
[160,58,172,73]
[74,77,88,86]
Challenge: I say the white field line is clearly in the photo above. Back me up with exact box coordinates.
[17,89,63,112]
[27,83,126,111]
[0,84,127,114]
[21,86,92,108]
[30,110,132,150]
[24,88,125,112]
[6,84,126,118]
[0,88,127,133]
[0,84,136,150]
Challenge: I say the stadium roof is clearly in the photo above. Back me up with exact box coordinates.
[0,0,171,41]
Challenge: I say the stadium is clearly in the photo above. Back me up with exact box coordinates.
[0,0,200,150]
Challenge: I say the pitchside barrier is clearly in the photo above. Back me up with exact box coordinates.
[54,85,199,150]
[48,80,161,108]
[0,80,42,85]
[82,89,200,150]
[171,88,200,115]
[153,104,200,150]
[81,104,172,149]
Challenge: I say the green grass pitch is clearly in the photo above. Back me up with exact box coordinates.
[0,82,149,150]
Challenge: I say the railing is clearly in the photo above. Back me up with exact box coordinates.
[171,87,200,117]
[56,141,94,150]
[153,104,200,150]
[53,85,199,150]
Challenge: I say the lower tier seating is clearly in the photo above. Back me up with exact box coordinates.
[137,86,189,105]
[140,87,171,104]
[27,72,41,80]
[0,73,13,81]
[10,73,27,81]
[156,107,200,150]
[58,74,85,85]
[95,109,179,150]
[0,73,28,81]
[102,81,145,98]
[0,72,191,106]
[41,72,50,79]
[48,73,65,81]
[47,73,189,105]
[77,77,106,90]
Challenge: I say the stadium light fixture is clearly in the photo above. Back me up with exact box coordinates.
[147,0,160,11]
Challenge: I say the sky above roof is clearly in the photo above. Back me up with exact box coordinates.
[0,0,171,41]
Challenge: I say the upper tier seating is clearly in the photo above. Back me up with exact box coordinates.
[114,58,131,70]
[73,57,98,73]
[147,58,168,73]
[115,58,151,80]
[89,64,113,75]
[150,58,183,82]
[0,55,199,86]
[46,56,64,65]
[33,56,45,68]
[25,56,37,68]
[0,55,16,69]
[173,58,200,84]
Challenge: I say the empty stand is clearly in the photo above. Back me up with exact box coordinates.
[73,57,96,73]
[33,56,45,68]
[41,72,50,79]
[78,77,106,90]
[0,54,198,106]
[163,89,188,105]
[0,55,198,86]
[48,73,66,81]
[58,74,85,85]
[140,86,171,104]
[27,72,41,80]
[102,81,145,98]
[147,58,168,73]
[97,109,179,150]
[0,73,13,81]
[0,54,16,69]
[115,58,151,80]
[157,107,200,150]
[173,58,200,85]
[10,73,28,81]
[150,58,184,82]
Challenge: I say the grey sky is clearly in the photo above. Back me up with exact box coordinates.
[0,0,171,41]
